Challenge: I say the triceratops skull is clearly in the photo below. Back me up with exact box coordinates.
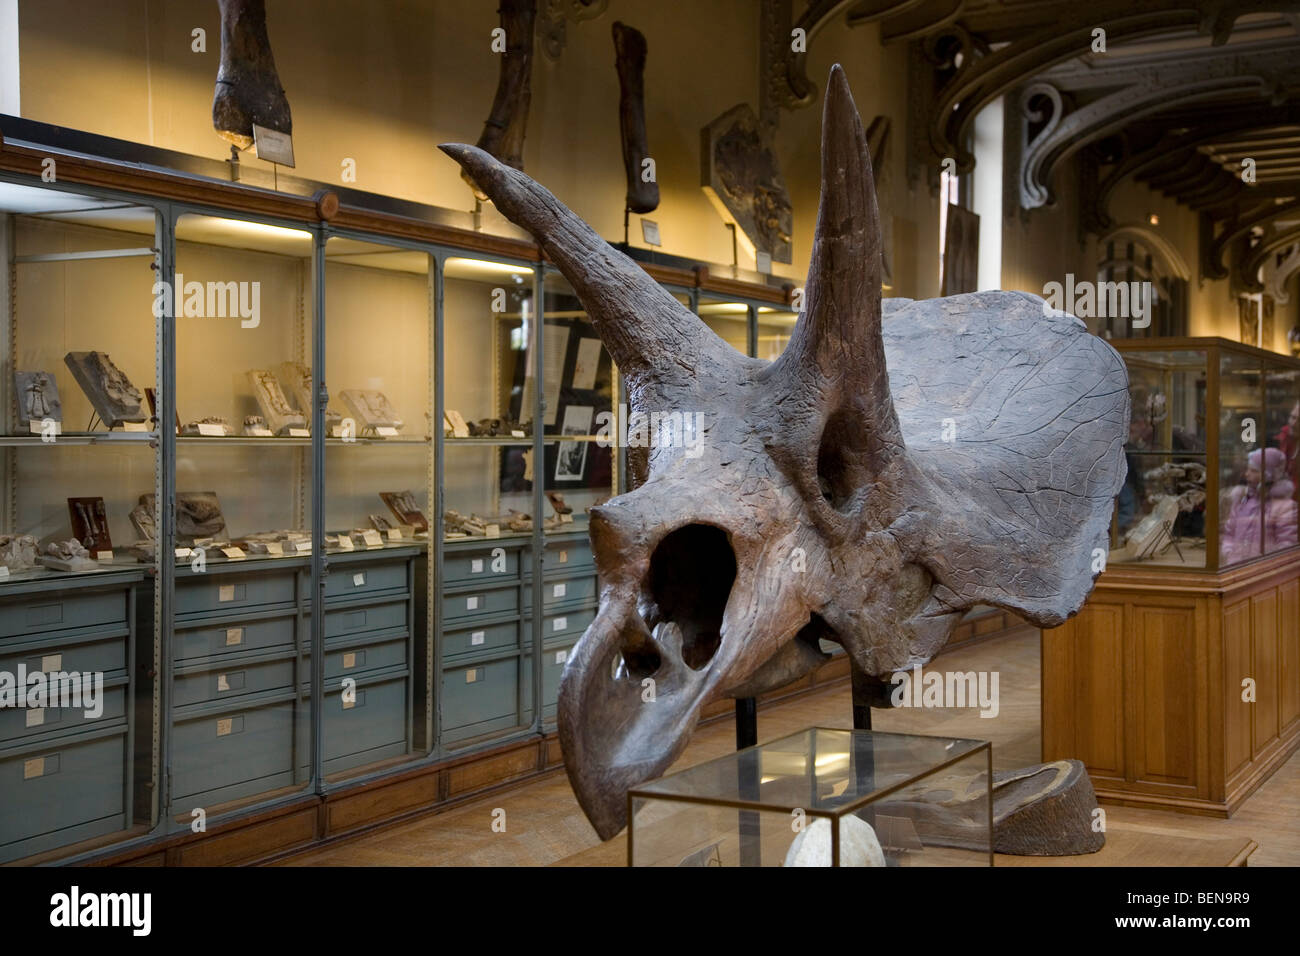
[442,65,1130,840]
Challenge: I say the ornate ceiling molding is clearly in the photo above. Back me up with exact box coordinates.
[1263,241,1300,302]
[1100,223,1193,282]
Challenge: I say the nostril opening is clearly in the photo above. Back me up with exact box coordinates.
[817,408,860,512]
[619,628,662,680]
[647,524,736,670]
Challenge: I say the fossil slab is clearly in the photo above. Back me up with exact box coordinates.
[443,64,1130,841]
[64,351,146,428]
[340,389,403,432]
[248,369,305,435]
[701,103,792,264]
[14,370,62,428]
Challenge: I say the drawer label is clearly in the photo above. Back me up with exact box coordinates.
[465,668,480,684]
[342,689,364,710]
[553,617,567,632]
[471,558,484,573]
[353,572,366,587]
[217,673,232,692]
[466,596,480,611]
[470,631,485,646]
[42,654,62,672]
[225,628,243,646]
[343,652,356,669]
[558,550,568,564]
[218,584,236,603]
[23,756,46,779]
[216,716,244,736]
[26,708,45,728]
[553,583,567,599]
[555,650,567,664]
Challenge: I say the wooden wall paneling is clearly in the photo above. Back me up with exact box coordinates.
[1082,605,1126,780]
[1280,580,1300,734]
[1040,616,1074,762]
[1222,599,1253,779]
[1131,603,1198,791]
[1250,591,1281,755]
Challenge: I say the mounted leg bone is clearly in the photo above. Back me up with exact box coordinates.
[212,0,292,149]
[462,0,537,202]
[613,22,659,215]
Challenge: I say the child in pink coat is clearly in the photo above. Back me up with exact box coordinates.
[1220,447,1299,564]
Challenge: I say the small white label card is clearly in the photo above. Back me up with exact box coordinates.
[465,668,480,684]
[42,654,62,671]
[471,558,484,573]
[197,422,226,437]
[121,421,151,432]
[216,717,234,736]
[217,674,231,692]
[287,428,310,438]
[247,427,273,437]
[374,426,399,437]
[386,528,402,541]
[23,757,45,779]
[511,430,525,438]
[470,630,485,646]
[560,513,574,524]
[226,628,243,646]
[361,530,384,548]
[0,567,10,581]
[485,524,501,539]
[553,582,567,599]
[336,535,355,551]
[252,123,296,166]
[466,596,480,611]
[265,542,284,556]
[26,708,45,728]
[343,652,357,669]
[555,650,567,664]
[221,546,247,560]
[553,617,567,632]
[353,572,366,587]
[219,585,236,602]
[96,550,114,563]
[175,547,192,560]
[30,420,61,436]
[641,218,662,246]
[557,550,568,563]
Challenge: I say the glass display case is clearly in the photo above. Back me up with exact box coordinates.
[629,729,992,867]
[1109,339,1300,572]
[1,183,161,862]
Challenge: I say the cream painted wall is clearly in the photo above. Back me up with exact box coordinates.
[16,0,941,294]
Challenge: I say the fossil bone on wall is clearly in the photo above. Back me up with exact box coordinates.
[442,64,1130,840]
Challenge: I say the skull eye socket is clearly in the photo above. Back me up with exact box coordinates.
[647,523,737,671]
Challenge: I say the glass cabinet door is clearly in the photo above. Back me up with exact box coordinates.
[1219,350,1266,568]
[756,306,797,362]
[697,296,750,355]
[1,182,160,861]
[439,255,536,748]
[169,211,317,825]
[322,235,431,777]
[1110,349,1209,568]
[1264,362,1300,557]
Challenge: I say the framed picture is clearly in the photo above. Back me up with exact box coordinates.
[554,405,594,482]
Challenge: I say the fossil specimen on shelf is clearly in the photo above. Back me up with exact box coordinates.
[0,534,39,571]
[68,497,113,555]
[248,369,306,435]
[277,362,341,432]
[181,416,232,436]
[340,390,403,432]
[442,64,1130,841]
[212,0,292,150]
[64,351,146,428]
[40,538,98,572]
[379,490,427,533]
[14,370,62,428]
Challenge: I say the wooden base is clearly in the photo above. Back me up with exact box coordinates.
[1043,548,1300,817]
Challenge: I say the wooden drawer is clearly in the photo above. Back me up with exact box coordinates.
[175,571,296,618]
[0,633,127,681]
[171,700,297,805]
[324,600,408,638]
[173,614,296,663]
[0,588,127,638]
[0,729,126,859]
[442,619,520,660]
[526,575,597,609]
[441,657,522,742]
[321,675,408,771]
[442,584,519,625]
[172,658,296,708]
[324,560,408,600]
[442,545,521,584]
[0,681,127,742]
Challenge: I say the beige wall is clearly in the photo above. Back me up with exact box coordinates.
[16,0,941,294]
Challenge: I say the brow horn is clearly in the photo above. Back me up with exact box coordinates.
[768,66,902,461]
[439,143,739,393]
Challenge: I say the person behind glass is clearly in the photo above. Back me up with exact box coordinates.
[1278,400,1299,484]
[1220,447,1298,564]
